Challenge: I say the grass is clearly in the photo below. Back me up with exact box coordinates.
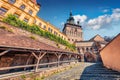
[0,26,6,29]
[29,35,36,40]
[0,26,14,33]
[20,75,26,80]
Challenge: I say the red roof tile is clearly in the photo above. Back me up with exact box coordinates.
[0,29,71,53]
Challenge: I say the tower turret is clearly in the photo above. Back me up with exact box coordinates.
[67,12,75,24]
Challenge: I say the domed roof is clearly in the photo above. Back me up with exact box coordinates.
[67,12,75,24]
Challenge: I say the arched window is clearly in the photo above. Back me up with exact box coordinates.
[28,10,33,15]
[39,22,42,27]
[8,0,16,4]
[0,7,8,16]
[20,4,26,10]
[86,47,89,52]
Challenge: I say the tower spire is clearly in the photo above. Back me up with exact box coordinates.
[70,11,72,17]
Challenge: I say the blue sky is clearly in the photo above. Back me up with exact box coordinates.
[37,0,120,40]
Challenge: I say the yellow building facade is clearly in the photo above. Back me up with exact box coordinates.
[0,0,68,41]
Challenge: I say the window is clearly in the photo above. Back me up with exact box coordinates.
[48,28,52,33]
[68,38,70,41]
[24,18,29,23]
[43,25,46,29]
[28,10,33,15]
[51,29,53,33]
[14,13,20,18]
[34,19,36,24]
[39,22,42,27]
[54,31,58,35]
[48,27,51,31]
[0,7,8,16]
[86,48,89,52]
[8,0,16,4]
[20,4,26,10]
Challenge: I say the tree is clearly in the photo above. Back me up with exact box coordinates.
[104,36,114,42]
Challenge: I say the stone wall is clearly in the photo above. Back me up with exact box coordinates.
[100,34,120,72]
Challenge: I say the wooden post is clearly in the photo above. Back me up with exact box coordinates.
[54,53,62,67]
[58,54,62,67]
[68,54,72,64]
[35,52,46,72]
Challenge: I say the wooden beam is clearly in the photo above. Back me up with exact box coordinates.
[0,64,36,71]
[54,53,58,58]
[31,52,38,59]
[24,54,32,70]
[69,54,72,60]
[57,54,62,67]
[0,60,78,71]
[0,49,10,56]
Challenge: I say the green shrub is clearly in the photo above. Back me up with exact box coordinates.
[29,35,36,40]
[0,26,6,29]
[20,75,26,80]
[3,14,76,51]
[0,26,14,33]
[34,77,40,80]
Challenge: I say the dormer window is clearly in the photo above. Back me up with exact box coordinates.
[20,4,26,10]
[28,10,33,15]
[8,0,16,4]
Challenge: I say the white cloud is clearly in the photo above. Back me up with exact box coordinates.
[86,8,120,30]
[87,15,112,29]
[102,9,109,13]
[113,8,120,13]
[73,15,87,24]
[65,8,120,30]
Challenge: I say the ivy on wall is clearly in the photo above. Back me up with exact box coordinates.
[3,14,76,51]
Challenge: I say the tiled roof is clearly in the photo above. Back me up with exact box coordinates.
[0,29,72,53]
[31,0,37,4]
[89,34,105,42]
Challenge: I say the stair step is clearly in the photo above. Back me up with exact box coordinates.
[80,76,120,80]
[80,74,120,78]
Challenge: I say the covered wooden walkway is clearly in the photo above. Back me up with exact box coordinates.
[0,27,81,74]
[0,45,80,74]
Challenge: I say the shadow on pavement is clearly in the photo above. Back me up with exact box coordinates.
[79,63,120,80]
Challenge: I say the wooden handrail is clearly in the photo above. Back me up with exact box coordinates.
[0,64,36,71]
[0,60,78,71]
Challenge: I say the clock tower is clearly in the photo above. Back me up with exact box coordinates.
[63,12,83,43]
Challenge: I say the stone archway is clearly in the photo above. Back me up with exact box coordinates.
[60,54,69,61]
[70,55,76,60]
[84,52,96,62]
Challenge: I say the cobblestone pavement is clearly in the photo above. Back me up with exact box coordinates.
[44,62,120,80]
